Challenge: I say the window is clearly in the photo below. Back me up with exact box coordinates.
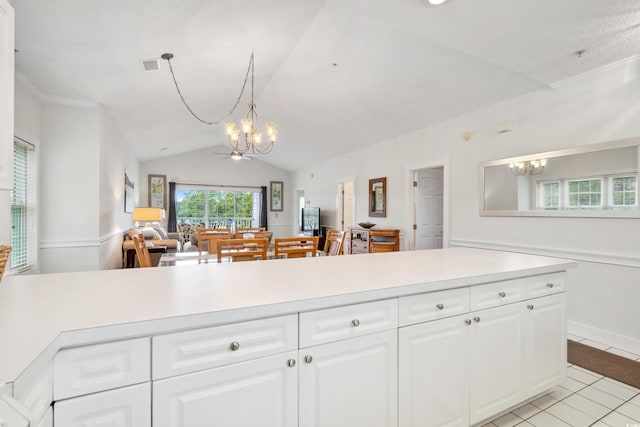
[536,174,637,211]
[176,186,262,229]
[539,181,560,210]
[566,178,602,209]
[611,175,637,208]
[11,139,36,272]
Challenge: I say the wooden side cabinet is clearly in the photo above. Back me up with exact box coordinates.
[348,228,400,254]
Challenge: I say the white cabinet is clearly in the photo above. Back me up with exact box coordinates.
[399,290,566,427]
[153,351,298,427]
[54,382,150,427]
[469,303,526,425]
[299,330,398,427]
[399,314,470,427]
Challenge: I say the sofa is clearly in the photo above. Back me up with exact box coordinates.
[122,227,183,268]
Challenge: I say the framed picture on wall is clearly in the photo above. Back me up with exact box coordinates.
[148,174,166,210]
[124,172,135,213]
[270,181,283,211]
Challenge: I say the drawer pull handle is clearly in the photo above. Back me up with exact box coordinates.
[304,355,313,364]
[352,319,360,327]
[465,319,472,325]
[230,341,240,351]
[547,283,554,288]
[527,304,534,310]
[287,358,296,368]
[473,316,481,323]
[498,291,506,298]
[436,303,444,310]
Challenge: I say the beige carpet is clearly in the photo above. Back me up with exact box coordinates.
[567,339,640,389]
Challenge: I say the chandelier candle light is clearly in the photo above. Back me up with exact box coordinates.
[509,159,547,176]
[162,52,277,160]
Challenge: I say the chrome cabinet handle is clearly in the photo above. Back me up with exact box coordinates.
[473,316,480,323]
[547,283,554,288]
[287,359,296,368]
[498,291,506,298]
[436,303,444,310]
[352,319,360,327]
[230,341,240,351]
[527,304,534,310]
[465,319,472,325]
[304,355,313,364]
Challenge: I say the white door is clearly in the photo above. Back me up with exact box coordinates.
[469,303,525,425]
[153,351,298,427]
[415,168,443,249]
[299,330,397,427]
[0,0,14,191]
[525,293,567,396]
[337,180,355,231]
[399,314,470,427]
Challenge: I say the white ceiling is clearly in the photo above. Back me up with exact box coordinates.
[14,0,640,171]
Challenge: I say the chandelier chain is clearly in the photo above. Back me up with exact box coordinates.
[164,53,254,126]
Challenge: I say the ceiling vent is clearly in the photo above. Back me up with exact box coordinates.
[141,58,161,72]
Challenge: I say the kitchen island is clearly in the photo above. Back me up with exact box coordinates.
[0,247,575,427]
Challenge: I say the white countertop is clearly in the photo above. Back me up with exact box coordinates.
[0,247,575,384]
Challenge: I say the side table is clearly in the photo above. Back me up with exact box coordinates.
[124,245,167,268]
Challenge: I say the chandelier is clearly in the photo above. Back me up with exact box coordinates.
[509,159,547,176]
[161,52,277,159]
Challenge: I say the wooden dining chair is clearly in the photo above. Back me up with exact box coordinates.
[370,229,400,253]
[197,228,231,255]
[0,245,11,282]
[217,238,269,263]
[130,232,153,268]
[236,227,266,238]
[323,229,345,256]
[274,237,319,259]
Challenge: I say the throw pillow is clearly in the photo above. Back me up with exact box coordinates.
[153,227,169,240]
[150,229,163,240]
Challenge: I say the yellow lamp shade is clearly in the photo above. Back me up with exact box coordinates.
[132,207,163,222]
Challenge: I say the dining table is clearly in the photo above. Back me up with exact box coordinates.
[158,248,325,267]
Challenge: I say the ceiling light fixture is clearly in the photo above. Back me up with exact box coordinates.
[161,52,277,159]
[509,159,547,176]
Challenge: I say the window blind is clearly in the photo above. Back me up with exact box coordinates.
[11,140,36,272]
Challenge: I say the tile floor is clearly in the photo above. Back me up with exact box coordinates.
[482,336,640,427]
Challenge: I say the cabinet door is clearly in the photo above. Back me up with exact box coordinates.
[524,293,566,396]
[153,351,298,427]
[54,382,150,427]
[299,330,397,427]
[469,303,525,425]
[399,314,470,427]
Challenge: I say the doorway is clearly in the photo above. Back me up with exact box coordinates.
[337,180,355,231]
[412,166,445,250]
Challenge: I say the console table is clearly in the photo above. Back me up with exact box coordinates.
[348,228,400,254]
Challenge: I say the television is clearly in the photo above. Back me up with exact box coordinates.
[301,207,321,236]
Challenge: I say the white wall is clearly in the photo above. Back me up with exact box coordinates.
[140,148,292,238]
[291,58,640,353]
[99,109,141,269]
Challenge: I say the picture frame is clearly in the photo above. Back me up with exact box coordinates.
[148,174,167,210]
[124,172,135,213]
[270,181,283,211]
[369,177,387,217]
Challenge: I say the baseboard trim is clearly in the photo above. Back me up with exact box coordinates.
[450,239,640,268]
[568,320,640,355]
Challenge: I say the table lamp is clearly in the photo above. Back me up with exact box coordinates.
[132,207,163,239]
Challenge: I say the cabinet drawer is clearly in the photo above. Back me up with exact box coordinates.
[527,273,565,298]
[53,337,150,400]
[299,299,398,348]
[470,279,527,311]
[351,241,369,251]
[153,314,297,379]
[54,382,150,427]
[399,288,469,326]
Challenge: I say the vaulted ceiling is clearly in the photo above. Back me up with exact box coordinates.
[14,0,640,171]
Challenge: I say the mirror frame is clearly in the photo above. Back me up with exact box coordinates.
[369,177,387,218]
[479,137,640,218]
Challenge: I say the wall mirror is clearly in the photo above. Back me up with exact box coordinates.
[369,177,387,217]
[480,138,639,217]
